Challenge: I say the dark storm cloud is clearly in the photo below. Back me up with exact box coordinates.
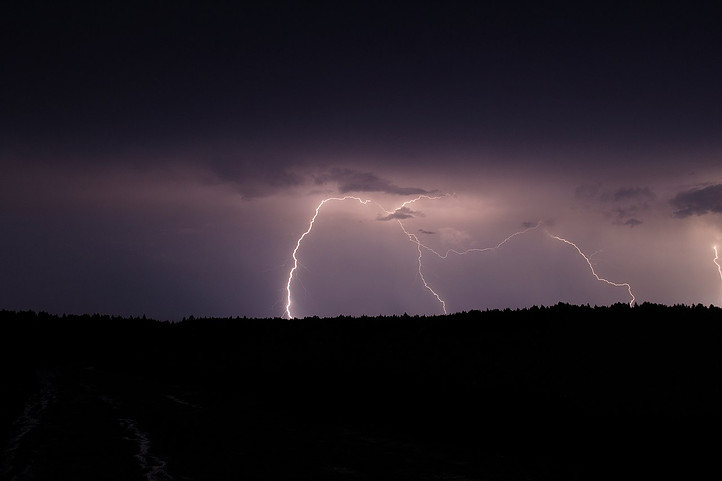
[213,164,436,199]
[377,207,422,221]
[621,218,643,228]
[265,170,304,189]
[418,229,435,235]
[204,154,306,198]
[610,206,646,227]
[314,168,435,196]
[576,185,655,205]
[575,184,655,226]
[671,184,722,218]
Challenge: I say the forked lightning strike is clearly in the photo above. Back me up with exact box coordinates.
[416,222,542,259]
[285,194,638,318]
[397,221,447,314]
[285,194,453,318]
[546,232,636,306]
[386,194,451,315]
[392,193,450,211]
[395,217,541,315]
[713,246,722,293]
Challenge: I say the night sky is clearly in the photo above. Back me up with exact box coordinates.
[2,1,721,319]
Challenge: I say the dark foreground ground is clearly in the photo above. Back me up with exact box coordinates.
[1,303,719,480]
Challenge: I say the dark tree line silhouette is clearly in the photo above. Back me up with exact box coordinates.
[1,303,719,480]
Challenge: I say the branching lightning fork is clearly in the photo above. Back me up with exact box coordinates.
[284,194,638,318]
[385,194,451,315]
[285,194,452,318]
[416,222,542,259]
[713,245,722,297]
[397,220,447,314]
[392,214,541,315]
[546,232,636,306]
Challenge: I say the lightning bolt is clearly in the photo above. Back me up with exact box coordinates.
[397,220,447,314]
[416,221,542,259]
[285,193,452,318]
[384,194,452,315]
[713,246,722,298]
[546,232,636,307]
[392,218,541,315]
[285,194,637,318]
[392,193,451,211]
[285,196,372,319]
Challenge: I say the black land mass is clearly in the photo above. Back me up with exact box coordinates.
[1,303,719,480]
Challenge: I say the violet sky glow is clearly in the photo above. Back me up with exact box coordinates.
[1,2,721,319]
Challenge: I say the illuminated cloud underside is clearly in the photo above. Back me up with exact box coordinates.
[1,3,720,319]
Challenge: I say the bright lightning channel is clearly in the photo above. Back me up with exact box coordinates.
[382,194,452,315]
[546,231,636,307]
[415,221,542,259]
[397,220,447,314]
[285,194,637,318]
[713,245,722,292]
[394,217,542,315]
[285,196,372,319]
[285,194,451,318]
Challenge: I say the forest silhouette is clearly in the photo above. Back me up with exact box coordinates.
[1,303,719,480]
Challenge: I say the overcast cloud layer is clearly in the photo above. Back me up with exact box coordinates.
[1,2,721,319]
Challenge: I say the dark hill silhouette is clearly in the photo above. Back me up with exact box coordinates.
[1,303,719,480]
